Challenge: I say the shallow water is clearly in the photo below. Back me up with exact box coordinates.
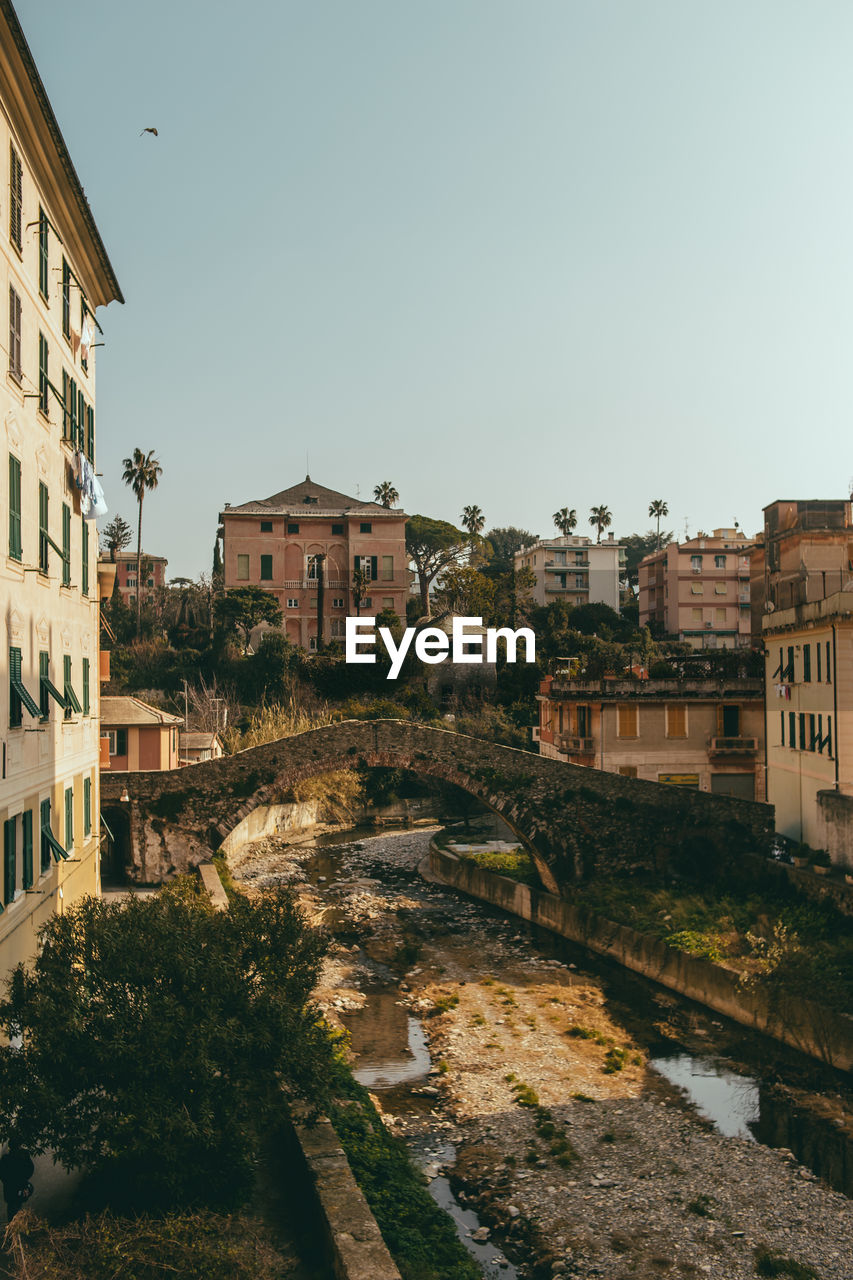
[650,1052,760,1139]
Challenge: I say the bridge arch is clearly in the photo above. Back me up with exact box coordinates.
[100,720,772,887]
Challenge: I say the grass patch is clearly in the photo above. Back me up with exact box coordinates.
[509,1080,539,1108]
[430,992,459,1015]
[687,1193,715,1218]
[603,1046,629,1074]
[754,1247,820,1279]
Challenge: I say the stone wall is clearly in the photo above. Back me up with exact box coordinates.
[428,843,853,1074]
[102,719,773,885]
[817,790,853,872]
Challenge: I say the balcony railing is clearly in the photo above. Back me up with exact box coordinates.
[278,576,407,591]
[709,736,758,755]
[561,735,595,754]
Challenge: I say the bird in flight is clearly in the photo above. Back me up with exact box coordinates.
[140,127,159,137]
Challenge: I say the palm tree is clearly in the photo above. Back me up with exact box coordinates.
[648,499,669,549]
[373,481,399,508]
[552,507,577,538]
[589,504,612,543]
[461,505,485,539]
[122,448,163,636]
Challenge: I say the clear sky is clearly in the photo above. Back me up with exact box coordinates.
[20,1,853,578]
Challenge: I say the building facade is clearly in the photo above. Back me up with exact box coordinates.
[750,499,853,642]
[536,673,765,799]
[0,2,122,975]
[100,697,182,772]
[98,550,168,609]
[220,477,409,649]
[639,529,752,649]
[514,534,625,610]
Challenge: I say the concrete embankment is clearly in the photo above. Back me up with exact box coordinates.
[428,842,853,1074]
[197,860,402,1280]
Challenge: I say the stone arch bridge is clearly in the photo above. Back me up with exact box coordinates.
[101,719,772,889]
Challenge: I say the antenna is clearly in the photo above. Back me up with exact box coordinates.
[683,517,689,540]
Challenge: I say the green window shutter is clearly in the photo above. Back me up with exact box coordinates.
[38,208,49,297]
[61,503,71,586]
[3,817,15,906]
[22,810,33,891]
[39,333,49,414]
[39,652,50,718]
[9,646,22,727]
[8,453,21,560]
[86,406,95,460]
[82,657,90,715]
[260,554,273,580]
[371,556,378,580]
[83,778,92,836]
[77,391,85,451]
[40,798,51,872]
[65,787,73,851]
[64,655,82,716]
[69,377,78,445]
[38,481,48,572]
[61,370,70,439]
[9,145,22,249]
[62,258,71,337]
[82,517,89,596]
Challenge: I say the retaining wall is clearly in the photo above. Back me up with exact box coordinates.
[428,844,853,1074]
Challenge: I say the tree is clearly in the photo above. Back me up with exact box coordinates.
[0,884,336,1209]
[433,565,496,619]
[352,566,371,616]
[483,527,537,569]
[214,586,283,646]
[373,481,399,508]
[552,508,577,538]
[648,499,669,549]
[122,448,163,637]
[101,515,132,562]
[212,538,223,580]
[461,505,485,539]
[622,529,673,594]
[589,504,612,543]
[405,515,469,618]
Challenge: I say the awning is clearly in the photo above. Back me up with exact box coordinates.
[10,651,41,719]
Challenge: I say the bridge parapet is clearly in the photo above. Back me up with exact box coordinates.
[100,719,773,886]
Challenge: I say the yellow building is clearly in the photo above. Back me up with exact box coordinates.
[0,3,122,977]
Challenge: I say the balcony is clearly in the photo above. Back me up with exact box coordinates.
[709,736,758,756]
[561,735,595,755]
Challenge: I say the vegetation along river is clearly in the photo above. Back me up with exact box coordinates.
[232,824,853,1280]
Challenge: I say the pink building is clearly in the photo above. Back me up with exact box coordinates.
[98,551,168,608]
[220,476,409,650]
[638,529,753,650]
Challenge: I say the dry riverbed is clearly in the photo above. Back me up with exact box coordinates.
[233,828,853,1280]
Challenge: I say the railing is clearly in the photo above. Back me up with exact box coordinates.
[278,577,406,591]
[561,736,595,754]
[709,736,758,755]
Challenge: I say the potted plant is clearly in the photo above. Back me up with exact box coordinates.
[809,848,831,876]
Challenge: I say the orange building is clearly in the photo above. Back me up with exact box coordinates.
[98,550,168,608]
[639,529,753,649]
[220,476,409,649]
[100,696,182,772]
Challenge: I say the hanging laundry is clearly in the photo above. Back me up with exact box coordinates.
[85,471,108,520]
[80,314,95,362]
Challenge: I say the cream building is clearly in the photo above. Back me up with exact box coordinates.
[514,534,625,610]
[0,4,122,977]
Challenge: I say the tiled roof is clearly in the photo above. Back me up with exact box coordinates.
[100,696,183,727]
[180,731,221,749]
[97,551,168,563]
[221,476,406,519]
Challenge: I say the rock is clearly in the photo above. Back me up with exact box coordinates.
[508,1205,520,1218]
[471,1226,491,1241]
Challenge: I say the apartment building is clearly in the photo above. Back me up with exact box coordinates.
[514,534,625,610]
[537,672,765,799]
[758,501,853,862]
[97,550,168,608]
[220,476,409,649]
[0,2,123,975]
[639,529,752,649]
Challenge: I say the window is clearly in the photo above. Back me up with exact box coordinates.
[330,618,346,638]
[261,520,274,532]
[39,652,51,719]
[86,405,94,460]
[260,554,273,580]
[803,645,811,682]
[333,597,344,608]
[808,713,817,752]
[126,577,136,588]
[616,704,638,738]
[9,647,40,726]
[690,583,703,595]
[61,503,71,586]
[714,555,726,569]
[826,641,831,683]
[575,551,584,563]
[8,454,21,560]
[82,657,90,715]
[287,522,299,534]
[780,710,785,746]
[557,573,566,588]
[38,333,49,414]
[690,555,702,571]
[666,704,687,738]
[381,555,394,580]
[22,810,32,891]
[362,597,372,609]
[287,597,298,608]
[827,714,833,757]
[65,786,73,851]
[575,575,585,589]
[8,286,21,380]
[332,523,344,536]
[38,208,49,297]
[63,655,82,719]
[236,554,249,580]
[82,518,89,595]
[715,608,726,625]
[9,145,22,250]
[40,798,51,872]
[789,710,796,749]
[83,777,91,836]
[383,597,394,608]
[61,370,77,441]
[577,705,591,736]
[307,555,322,580]
[78,389,85,450]
[816,714,823,754]
[107,729,127,756]
[817,643,822,683]
[61,258,71,338]
[691,608,702,621]
[355,555,376,580]
[719,704,740,736]
[360,522,372,533]
[714,582,726,594]
[798,713,806,750]
[555,551,566,565]
[787,646,795,682]
[3,816,15,906]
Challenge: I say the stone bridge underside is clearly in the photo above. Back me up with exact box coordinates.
[101,719,773,888]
